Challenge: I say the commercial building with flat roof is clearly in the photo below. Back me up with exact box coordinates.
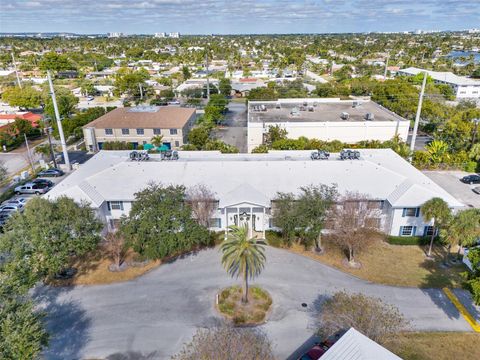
[83,106,196,152]
[247,98,410,152]
[45,149,464,237]
[398,67,480,100]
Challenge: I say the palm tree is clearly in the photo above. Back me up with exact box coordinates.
[443,209,480,263]
[151,135,163,147]
[421,198,452,257]
[220,224,266,303]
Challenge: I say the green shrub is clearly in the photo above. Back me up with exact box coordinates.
[463,161,478,173]
[265,230,284,248]
[387,236,430,246]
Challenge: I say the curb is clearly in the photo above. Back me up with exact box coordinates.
[443,288,480,332]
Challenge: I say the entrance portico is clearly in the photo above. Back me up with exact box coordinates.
[223,202,268,239]
[220,182,271,239]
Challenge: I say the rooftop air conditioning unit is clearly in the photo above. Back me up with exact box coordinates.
[275,102,281,109]
[308,106,314,112]
[365,112,375,121]
[340,112,350,120]
[352,101,360,108]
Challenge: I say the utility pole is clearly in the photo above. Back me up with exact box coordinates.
[47,70,71,171]
[205,51,210,101]
[472,118,480,149]
[11,52,22,88]
[44,117,57,168]
[24,133,34,174]
[409,71,428,160]
[139,83,144,100]
[383,56,389,79]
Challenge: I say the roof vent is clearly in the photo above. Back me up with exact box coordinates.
[365,112,375,121]
[340,112,350,120]
[311,150,330,160]
[290,107,301,117]
[129,151,150,161]
[340,149,360,160]
[160,149,179,161]
[352,101,361,108]
[128,105,159,113]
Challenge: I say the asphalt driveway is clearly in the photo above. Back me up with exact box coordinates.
[212,101,247,153]
[34,246,476,360]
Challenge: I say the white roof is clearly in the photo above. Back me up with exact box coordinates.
[46,150,464,209]
[322,328,402,360]
[399,67,480,86]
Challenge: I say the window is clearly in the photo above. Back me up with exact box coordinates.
[402,208,419,217]
[210,218,221,228]
[107,201,124,211]
[175,141,180,147]
[153,128,161,135]
[169,128,178,135]
[105,128,113,135]
[142,141,147,145]
[424,226,435,236]
[121,128,130,135]
[400,226,414,236]
[136,128,144,135]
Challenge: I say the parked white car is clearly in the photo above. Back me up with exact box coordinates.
[14,183,50,195]
[0,204,23,212]
[3,198,27,208]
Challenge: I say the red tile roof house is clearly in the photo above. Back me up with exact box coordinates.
[0,112,42,133]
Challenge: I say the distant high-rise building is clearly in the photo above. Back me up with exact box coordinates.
[154,32,180,38]
[108,32,123,38]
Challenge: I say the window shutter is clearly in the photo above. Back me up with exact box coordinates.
[415,208,420,217]
[399,226,404,236]
[413,226,417,236]
[107,201,111,211]
[402,208,406,217]
[120,202,124,211]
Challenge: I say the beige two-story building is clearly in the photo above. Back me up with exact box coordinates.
[83,106,196,152]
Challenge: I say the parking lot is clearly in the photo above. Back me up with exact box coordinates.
[422,170,480,208]
[0,173,66,227]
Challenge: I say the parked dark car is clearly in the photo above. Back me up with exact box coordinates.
[32,178,54,187]
[38,168,64,177]
[460,174,480,185]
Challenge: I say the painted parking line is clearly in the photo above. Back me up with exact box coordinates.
[443,288,480,332]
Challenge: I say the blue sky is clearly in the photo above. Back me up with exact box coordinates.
[1,0,479,34]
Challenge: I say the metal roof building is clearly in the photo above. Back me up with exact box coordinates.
[46,149,464,236]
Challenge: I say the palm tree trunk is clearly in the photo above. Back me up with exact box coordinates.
[444,244,451,265]
[315,232,322,252]
[242,267,249,303]
[427,223,435,257]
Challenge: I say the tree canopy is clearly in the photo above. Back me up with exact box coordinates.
[120,183,210,260]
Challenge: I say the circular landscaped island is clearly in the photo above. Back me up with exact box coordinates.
[217,285,272,325]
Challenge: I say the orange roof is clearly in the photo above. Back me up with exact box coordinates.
[0,112,41,127]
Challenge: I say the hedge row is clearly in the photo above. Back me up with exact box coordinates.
[386,235,432,246]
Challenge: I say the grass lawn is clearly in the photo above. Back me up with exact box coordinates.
[217,285,272,325]
[287,240,467,288]
[385,332,480,360]
[50,247,161,286]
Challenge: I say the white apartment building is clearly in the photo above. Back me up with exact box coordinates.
[398,67,480,100]
[247,98,410,153]
[45,149,464,237]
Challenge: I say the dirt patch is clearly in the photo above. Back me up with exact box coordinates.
[50,247,161,286]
